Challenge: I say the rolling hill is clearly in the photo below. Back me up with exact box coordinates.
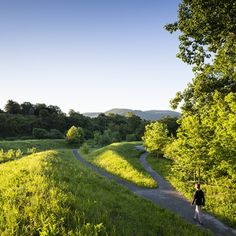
[83,108,180,120]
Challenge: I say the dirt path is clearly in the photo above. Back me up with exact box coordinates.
[73,149,236,236]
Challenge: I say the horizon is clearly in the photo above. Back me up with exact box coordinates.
[0,98,181,115]
[0,0,193,114]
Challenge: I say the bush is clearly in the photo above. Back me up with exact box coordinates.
[0,149,23,163]
[32,128,64,139]
[80,143,90,154]
[66,126,84,145]
[32,128,48,139]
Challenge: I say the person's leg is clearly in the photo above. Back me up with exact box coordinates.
[194,205,198,220]
[197,205,202,224]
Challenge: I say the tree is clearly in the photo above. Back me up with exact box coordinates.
[164,1,236,186]
[165,0,236,111]
[4,100,21,114]
[66,126,84,145]
[21,102,35,115]
[142,122,169,157]
[34,103,47,116]
[159,116,180,137]
[33,128,48,139]
[165,0,236,69]
[165,92,236,185]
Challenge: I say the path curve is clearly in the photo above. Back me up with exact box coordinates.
[73,149,236,236]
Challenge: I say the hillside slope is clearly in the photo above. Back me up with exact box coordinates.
[0,146,209,236]
[83,108,180,120]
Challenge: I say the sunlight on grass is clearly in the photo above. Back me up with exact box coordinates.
[0,148,210,235]
[0,139,69,153]
[80,142,157,188]
[94,150,157,188]
[146,154,236,227]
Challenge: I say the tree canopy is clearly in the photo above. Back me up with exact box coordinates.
[142,122,169,156]
[164,0,236,186]
[165,0,236,112]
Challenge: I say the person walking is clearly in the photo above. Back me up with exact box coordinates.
[192,183,205,224]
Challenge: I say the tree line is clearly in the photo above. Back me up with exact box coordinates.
[0,100,146,142]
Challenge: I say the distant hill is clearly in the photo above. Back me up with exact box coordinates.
[83,108,180,121]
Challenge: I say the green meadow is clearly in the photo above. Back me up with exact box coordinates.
[79,142,157,188]
[0,139,69,152]
[0,140,211,236]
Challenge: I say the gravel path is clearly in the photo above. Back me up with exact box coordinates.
[73,149,236,236]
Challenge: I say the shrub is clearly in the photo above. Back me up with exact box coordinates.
[66,126,84,145]
[32,128,48,139]
[27,147,37,154]
[0,149,23,163]
[80,143,90,154]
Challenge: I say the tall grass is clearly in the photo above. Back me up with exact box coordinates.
[0,149,211,235]
[146,154,236,227]
[80,142,157,188]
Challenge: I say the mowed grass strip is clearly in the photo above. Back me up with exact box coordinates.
[80,142,157,188]
[0,149,211,236]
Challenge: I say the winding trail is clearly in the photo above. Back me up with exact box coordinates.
[73,149,236,236]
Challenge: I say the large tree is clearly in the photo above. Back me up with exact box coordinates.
[164,0,236,183]
[4,100,21,114]
[165,0,236,111]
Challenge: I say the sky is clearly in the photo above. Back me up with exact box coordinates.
[0,0,193,114]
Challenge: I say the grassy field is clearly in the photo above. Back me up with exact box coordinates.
[0,139,70,153]
[79,142,157,188]
[0,139,73,164]
[0,143,211,236]
[146,154,236,227]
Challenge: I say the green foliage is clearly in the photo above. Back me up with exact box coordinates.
[80,142,90,154]
[158,116,180,137]
[93,129,122,147]
[146,154,236,227]
[48,129,64,139]
[0,100,147,143]
[26,147,37,154]
[0,149,210,235]
[142,122,169,156]
[0,149,23,163]
[66,126,84,145]
[166,0,236,111]
[164,1,236,227]
[32,128,64,139]
[166,92,236,186]
[4,100,21,114]
[0,139,69,153]
[165,0,236,69]
[125,133,137,141]
[32,128,49,139]
[80,142,157,188]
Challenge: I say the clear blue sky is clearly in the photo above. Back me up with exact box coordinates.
[0,0,193,114]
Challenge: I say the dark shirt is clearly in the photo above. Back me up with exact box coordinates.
[192,189,205,206]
